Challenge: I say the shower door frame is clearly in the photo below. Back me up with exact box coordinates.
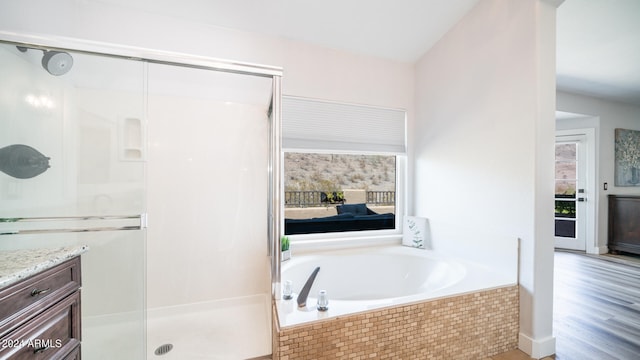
[0,28,284,347]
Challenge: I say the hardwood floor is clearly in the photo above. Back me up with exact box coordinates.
[554,251,640,360]
[487,349,554,360]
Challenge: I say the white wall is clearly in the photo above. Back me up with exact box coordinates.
[414,0,559,357]
[0,0,415,307]
[557,91,640,252]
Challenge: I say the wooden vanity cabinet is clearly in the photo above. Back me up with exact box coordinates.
[608,195,640,255]
[0,257,82,359]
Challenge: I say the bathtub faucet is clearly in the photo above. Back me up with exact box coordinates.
[297,267,320,308]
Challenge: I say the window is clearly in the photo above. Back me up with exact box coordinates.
[284,153,398,235]
[555,142,577,238]
[281,96,406,237]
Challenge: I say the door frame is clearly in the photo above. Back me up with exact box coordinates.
[555,128,597,254]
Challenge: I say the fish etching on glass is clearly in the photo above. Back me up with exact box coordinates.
[0,144,51,179]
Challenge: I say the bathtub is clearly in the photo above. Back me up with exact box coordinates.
[275,245,517,328]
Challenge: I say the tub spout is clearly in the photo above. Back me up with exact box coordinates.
[297,267,320,308]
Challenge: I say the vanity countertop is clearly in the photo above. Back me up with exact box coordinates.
[0,245,89,289]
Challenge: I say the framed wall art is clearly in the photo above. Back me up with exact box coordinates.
[615,128,640,186]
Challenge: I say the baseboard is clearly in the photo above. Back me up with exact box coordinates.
[586,245,609,255]
[518,333,555,359]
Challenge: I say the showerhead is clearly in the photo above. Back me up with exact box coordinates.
[16,46,73,76]
[15,46,74,76]
[41,50,73,76]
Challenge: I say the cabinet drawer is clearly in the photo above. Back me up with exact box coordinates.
[0,291,80,360]
[0,258,81,338]
[62,345,80,360]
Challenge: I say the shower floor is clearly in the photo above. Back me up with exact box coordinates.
[83,312,146,360]
[147,294,272,360]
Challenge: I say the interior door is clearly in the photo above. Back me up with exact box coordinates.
[554,135,587,251]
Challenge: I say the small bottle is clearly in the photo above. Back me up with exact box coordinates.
[283,280,293,300]
[317,290,329,311]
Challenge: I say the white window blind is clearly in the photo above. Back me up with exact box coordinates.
[282,96,406,154]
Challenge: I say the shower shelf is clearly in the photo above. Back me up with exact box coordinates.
[119,117,145,161]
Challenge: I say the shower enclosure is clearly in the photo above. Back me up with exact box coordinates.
[0,33,282,359]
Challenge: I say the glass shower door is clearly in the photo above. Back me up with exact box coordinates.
[0,41,147,359]
[145,62,273,359]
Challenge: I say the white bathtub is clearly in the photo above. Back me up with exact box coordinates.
[276,245,516,327]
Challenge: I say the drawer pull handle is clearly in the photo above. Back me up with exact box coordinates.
[33,346,49,354]
[30,287,51,296]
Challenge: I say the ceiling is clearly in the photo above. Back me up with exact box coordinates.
[97,0,640,105]
[96,0,480,62]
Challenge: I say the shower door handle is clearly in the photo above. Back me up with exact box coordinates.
[0,214,144,235]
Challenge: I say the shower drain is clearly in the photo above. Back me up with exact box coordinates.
[154,343,174,356]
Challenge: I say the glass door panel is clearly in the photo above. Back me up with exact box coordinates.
[0,41,146,358]
[146,63,273,359]
[554,139,586,250]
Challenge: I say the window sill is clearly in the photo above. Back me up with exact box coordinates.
[290,233,402,254]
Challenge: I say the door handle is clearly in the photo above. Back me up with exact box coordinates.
[578,198,586,202]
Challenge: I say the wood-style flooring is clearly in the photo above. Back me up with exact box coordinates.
[554,251,640,360]
[486,349,554,360]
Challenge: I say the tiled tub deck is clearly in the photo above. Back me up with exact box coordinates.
[273,285,519,359]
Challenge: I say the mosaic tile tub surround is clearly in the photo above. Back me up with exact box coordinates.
[273,285,519,359]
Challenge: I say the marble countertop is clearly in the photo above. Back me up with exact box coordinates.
[0,245,89,289]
